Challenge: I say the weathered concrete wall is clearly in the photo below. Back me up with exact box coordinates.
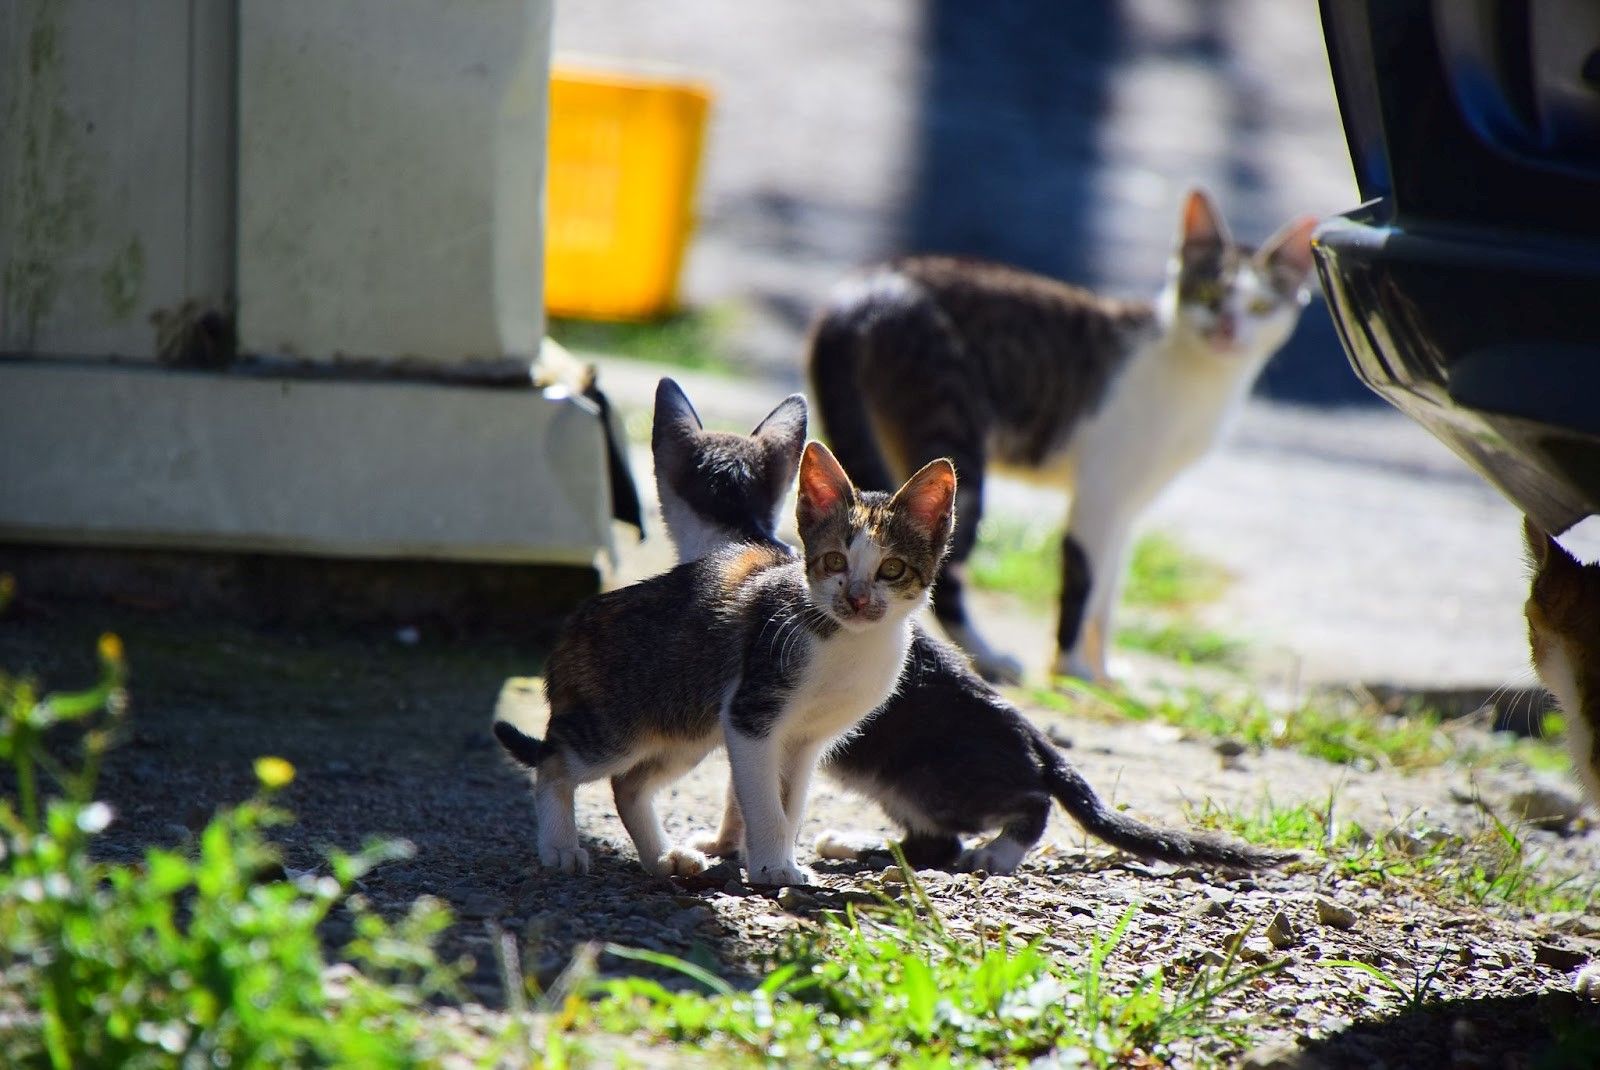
[0,0,231,359]
[0,361,610,564]
[237,0,551,362]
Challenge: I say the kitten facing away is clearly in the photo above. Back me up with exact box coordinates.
[1524,519,1600,810]
[810,187,1317,684]
[651,377,1293,875]
[495,432,956,886]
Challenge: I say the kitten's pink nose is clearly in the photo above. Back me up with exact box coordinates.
[847,589,871,612]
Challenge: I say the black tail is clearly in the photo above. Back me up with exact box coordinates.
[493,720,546,768]
[808,304,897,493]
[1030,729,1295,870]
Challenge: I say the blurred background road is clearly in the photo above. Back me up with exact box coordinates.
[555,1,1600,691]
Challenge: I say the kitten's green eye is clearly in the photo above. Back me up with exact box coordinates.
[1248,297,1275,316]
[877,557,906,581]
[822,551,848,574]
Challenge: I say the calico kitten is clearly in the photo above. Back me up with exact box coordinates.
[654,377,1291,874]
[810,188,1317,684]
[1524,519,1600,810]
[495,436,955,886]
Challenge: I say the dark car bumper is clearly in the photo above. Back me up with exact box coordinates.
[1314,0,1600,533]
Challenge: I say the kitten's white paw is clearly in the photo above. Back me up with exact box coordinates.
[1576,962,1600,1000]
[655,846,711,878]
[539,846,590,875]
[958,838,1028,876]
[689,832,742,858]
[814,829,881,861]
[747,861,814,887]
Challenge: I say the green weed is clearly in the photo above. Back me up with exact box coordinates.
[0,635,522,1068]
[1187,796,1600,917]
[564,867,1280,1068]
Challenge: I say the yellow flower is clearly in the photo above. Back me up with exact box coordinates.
[98,633,125,664]
[254,756,296,789]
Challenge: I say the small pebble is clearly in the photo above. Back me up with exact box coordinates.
[1314,895,1358,929]
[1266,910,1299,950]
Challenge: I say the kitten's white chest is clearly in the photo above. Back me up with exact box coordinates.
[789,621,912,743]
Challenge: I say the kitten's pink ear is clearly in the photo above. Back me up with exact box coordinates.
[891,458,957,543]
[797,441,854,527]
[1180,187,1229,247]
[1260,214,1319,290]
[753,394,808,484]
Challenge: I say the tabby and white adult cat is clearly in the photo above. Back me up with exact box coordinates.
[810,188,1317,683]
[653,377,1292,874]
[494,439,955,886]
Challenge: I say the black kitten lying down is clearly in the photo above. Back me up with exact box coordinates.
[642,378,1291,874]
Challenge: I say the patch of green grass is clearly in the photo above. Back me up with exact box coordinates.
[1122,532,1231,609]
[1033,680,1459,771]
[548,304,740,374]
[1115,619,1247,670]
[0,632,539,1067]
[970,524,1230,611]
[556,870,1281,1068]
[1187,795,1600,917]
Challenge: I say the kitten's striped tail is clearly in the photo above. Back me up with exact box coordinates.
[1029,727,1296,870]
[492,720,546,767]
[808,301,898,494]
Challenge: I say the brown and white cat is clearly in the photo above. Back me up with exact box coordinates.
[809,188,1317,683]
[1524,518,1600,810]
[1523,518,1600,998]
[653,377,1292,874]
[494,438,955,886]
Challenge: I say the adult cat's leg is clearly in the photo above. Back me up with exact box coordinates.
[533,754,589,874]
[612,756,711,878]
[690,777,745,857]
[929,456,1024,684]
[1053,493,1135,684]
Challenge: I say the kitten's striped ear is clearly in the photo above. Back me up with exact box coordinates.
[797,441,854,527]
[652,378,704,476]
[1180,187,1229,247]
[891,458,957,545]
[753,394,808,487]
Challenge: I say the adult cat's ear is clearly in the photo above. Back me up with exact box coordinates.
[891,458,957,547]
[1179,187,1229,248]
[652,378,704,473]
[1259,214,1319,298]
[753,394,808,488]
[797,441,854,527]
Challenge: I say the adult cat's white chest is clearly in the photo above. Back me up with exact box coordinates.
[787,619,913,744]
[1066,334,1263,508]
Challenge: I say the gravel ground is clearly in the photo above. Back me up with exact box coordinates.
[6,574,1598,1065]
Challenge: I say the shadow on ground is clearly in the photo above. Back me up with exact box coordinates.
[0,601,761,1006]
[1299,993,1600,1069]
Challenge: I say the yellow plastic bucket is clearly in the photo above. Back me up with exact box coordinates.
[544,65,713,321]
